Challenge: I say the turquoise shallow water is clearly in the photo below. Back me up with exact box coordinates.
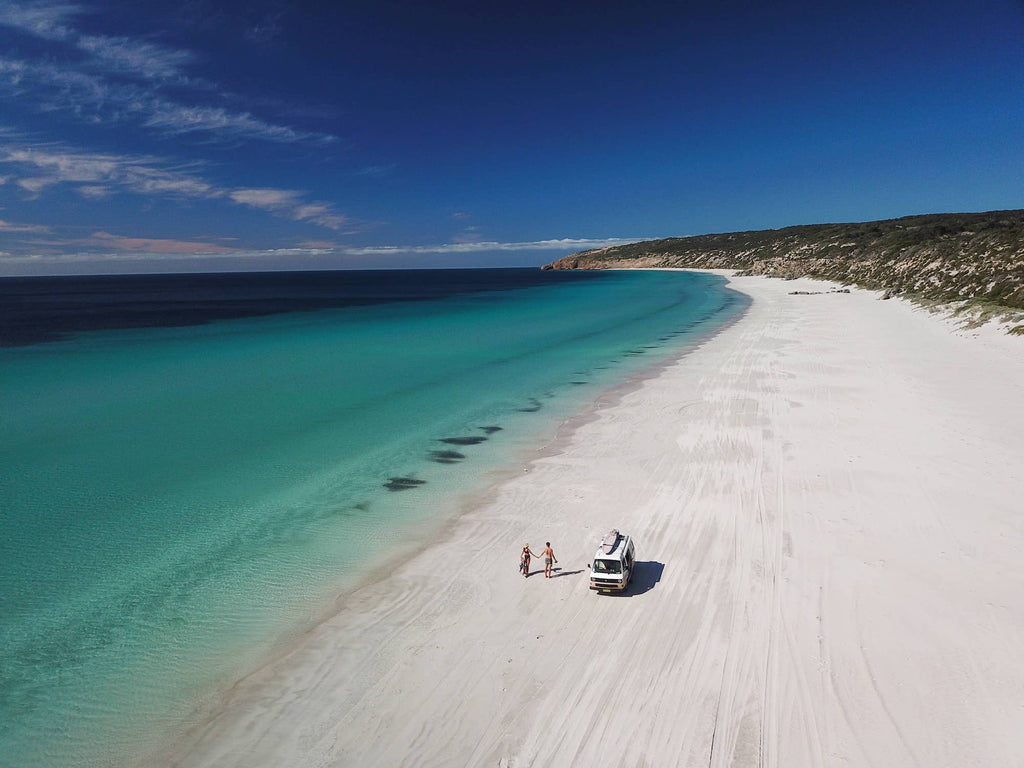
[0,268,745,766]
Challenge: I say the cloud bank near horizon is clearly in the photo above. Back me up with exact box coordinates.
[341,238,638,255]
[0,236,642,269]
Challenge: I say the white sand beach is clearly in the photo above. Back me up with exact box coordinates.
[167,273,1024,768]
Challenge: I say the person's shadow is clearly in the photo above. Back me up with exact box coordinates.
[550,568,585,578]
[524,566,571,578]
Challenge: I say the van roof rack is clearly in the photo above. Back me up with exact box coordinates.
[600,529,620,554]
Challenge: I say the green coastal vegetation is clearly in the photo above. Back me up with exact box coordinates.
[544,209,1024,332]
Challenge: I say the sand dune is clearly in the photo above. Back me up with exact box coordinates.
[168,273,1024,768]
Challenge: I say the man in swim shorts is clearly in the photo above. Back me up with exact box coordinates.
[542,542,557,578]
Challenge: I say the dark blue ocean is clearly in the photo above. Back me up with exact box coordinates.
[0,268,746,766]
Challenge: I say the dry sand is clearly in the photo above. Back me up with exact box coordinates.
[168,273,1024,768]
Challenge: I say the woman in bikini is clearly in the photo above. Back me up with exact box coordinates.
[520,543,539,577]
[541,542,558,578]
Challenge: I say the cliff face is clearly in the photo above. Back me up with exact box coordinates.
[543,210,1024,310]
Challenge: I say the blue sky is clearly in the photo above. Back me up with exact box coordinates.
[0,0,1022,275]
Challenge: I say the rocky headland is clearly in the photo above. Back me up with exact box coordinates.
[544,209,1024,330]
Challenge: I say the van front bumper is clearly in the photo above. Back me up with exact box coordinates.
[590,578,626,591]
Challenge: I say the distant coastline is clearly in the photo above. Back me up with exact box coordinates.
[544,209,1024,332]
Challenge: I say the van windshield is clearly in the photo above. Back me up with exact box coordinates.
[593,559,621,574]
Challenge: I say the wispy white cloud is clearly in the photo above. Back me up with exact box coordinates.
[0,2,78,41]
[0,140,351,229]
[0,1,336,145]
[243,8,286,45]
[0,217,50,233]
[76,34,195,81]
[2,145,214,197]
[16,177,53,194]
[0,56,107,101]
[86,231,237,254]
[351,164,396,178]
[142,104,334,144]
[452,226,483,244]
[1,1,193,83]
[228,187,302,209]
[228,188,350,229]
[76,184,110,198]
[0,53,335,144]
[1,2,187,81]
[291,203,350,230]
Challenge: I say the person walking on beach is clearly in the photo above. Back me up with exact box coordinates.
[520,543,539,577]
[542,542,558,578]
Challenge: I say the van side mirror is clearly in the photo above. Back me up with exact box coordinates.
[586,563,591,570]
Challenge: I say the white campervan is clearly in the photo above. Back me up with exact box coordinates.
[588,529,635,592]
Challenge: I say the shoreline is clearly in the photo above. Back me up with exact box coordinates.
[164,271,1023,767]
[142,272,748,765]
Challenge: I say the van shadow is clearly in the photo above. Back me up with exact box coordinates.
[616,561,664,596]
